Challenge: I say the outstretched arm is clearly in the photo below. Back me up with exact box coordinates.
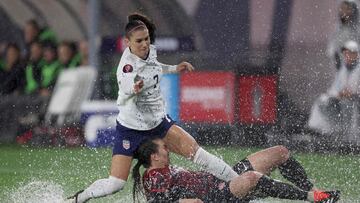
[161,61,195,73]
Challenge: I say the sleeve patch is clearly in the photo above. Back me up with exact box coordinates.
[123,64,133,73]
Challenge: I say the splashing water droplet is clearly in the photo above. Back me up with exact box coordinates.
[8,180,65,203]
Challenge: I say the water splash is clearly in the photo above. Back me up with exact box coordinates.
[8,180,65,203]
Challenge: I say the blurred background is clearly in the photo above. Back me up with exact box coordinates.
[2,0,360,202]
[0,0,359,152]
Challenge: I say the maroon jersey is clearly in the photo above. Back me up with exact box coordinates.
[143,165,225,202]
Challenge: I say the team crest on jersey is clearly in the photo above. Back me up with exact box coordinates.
[123,64,133,73]
[123,140,130,150]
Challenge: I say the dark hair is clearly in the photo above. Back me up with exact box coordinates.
[132,138,160,202]
[30,40,43,49]
[340,1,359,25]
[43,41,57,51]
[6,42,20,53]
[26,19,40,31]
[125,13,156,44]
[58,41,77,55]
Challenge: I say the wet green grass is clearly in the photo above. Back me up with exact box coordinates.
[0,145,359,202]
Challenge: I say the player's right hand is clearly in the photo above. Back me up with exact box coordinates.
[176,61,195,72]
[134,80,144,94]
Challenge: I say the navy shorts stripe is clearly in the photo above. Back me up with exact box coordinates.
[112,115,176,156]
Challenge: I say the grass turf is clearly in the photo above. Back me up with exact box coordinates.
[0,145,359,202]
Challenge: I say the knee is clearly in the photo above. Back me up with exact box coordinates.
[274,145,290,162]
[108,176,126,192]
[230,171,265,198]
[191,142,200,154]
[165,125,199,159]
[241,171,262,186]
[183,140,199,159]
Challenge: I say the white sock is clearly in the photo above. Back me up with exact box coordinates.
[193,147,238,181]
[77,176,126,203]
[307,191,314,202]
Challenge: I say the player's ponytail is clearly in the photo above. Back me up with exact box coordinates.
[126,13,156,44]
[132,138,160,202]
[132,161,143,203]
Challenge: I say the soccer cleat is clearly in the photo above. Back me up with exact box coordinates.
[66,190,85,203]
[313,190,340,203]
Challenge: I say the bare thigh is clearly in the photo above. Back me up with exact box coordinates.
[247,145,289,175]
[163,125,199,159]
[110,155,133,181]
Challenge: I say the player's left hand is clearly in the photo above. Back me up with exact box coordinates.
[176,62,195,73]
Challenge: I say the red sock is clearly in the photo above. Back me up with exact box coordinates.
[314,191,330,201]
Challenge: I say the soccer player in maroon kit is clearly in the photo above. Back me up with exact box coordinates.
[133,138,340,203]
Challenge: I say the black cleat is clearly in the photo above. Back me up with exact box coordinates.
[66,190,85,203]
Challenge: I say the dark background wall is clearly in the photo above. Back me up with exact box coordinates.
[0,0,339,113]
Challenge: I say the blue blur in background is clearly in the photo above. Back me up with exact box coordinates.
[160,74,179,121]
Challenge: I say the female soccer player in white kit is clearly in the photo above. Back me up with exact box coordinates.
[67,13,239,203]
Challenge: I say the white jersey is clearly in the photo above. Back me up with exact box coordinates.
[327,63,360,97]
[116,45,176,130]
